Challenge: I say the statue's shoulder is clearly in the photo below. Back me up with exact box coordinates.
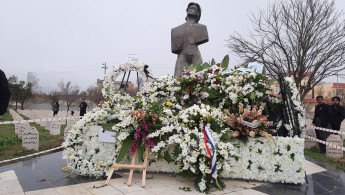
[195,23,208,31]
[172,23,187,32]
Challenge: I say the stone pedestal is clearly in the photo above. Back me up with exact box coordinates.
[326,134,343,159]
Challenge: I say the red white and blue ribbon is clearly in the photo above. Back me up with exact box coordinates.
[203,123,217,183]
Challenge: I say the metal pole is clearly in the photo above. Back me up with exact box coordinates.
[337,73,339,95]
[102,62,108,75]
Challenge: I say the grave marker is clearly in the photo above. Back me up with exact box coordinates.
[326,134,343,159]
[15,124,31,138]
[304,128,316,149]
[64,119,77,138]
[22,127,39,151]
[50,121,61,135]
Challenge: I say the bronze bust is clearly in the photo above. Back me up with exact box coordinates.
[171,2,209,76]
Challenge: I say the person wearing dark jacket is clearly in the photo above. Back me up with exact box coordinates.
[0,69,10,117]
[79,99,87,116]
[329,96,345,131]
[312,96,331,153]
[52,102,59,116]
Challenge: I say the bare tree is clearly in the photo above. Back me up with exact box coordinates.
[27,72,40,93]
[58,81,80,112]
[86,84,103,105]
[48,90,60,104]
[227,0,345,100]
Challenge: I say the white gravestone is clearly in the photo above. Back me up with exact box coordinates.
[304,128,316,149]
[22,127,39,151]
[50,121,61,135]
[44,121,52,130]
[326,134,343,159]
[64,119,77,138]
[15,124,32,138]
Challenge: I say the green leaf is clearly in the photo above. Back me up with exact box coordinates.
[163,150,173,163]
[137,143,144,163]
[268,79,276,86]
[250,93,255,100]
[262,66,266,75]
[153,98,167,108]
[221,55,229,69]
[211,58,216,66]
[205,88,220,99]
[116,136,134,163]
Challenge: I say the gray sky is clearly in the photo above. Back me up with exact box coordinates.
[1,0,345,92]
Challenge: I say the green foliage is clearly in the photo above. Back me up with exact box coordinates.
[262,66,267,75]
[8,75,33,110]
[100,119,121,131]
[305,145,345,172]
[187,62,211,72]
[211,58,216,66]
[0,135,21,151]
[221,55,229,69]
[268,79,276,86]
[137,142,145,163]
[116,136,134,163]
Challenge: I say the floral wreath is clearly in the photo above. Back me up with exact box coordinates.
[62,57,306,192]
[102,61,154,99]
[283,77,306,137]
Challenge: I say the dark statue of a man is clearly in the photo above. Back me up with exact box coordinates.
[171,2,209,76]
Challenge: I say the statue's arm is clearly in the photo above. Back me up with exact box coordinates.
[194,24,209,45]
[171,28,183,54]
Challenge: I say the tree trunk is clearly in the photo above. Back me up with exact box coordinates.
[21,102,24,110]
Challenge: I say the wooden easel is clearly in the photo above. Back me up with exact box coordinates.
[105,145,149,188]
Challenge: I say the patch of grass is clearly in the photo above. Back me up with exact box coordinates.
[305,143,345,172]
[0,112,16,137]
[0,111,67,166]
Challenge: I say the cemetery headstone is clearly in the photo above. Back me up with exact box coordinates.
[50,121,61,135]
[22,127,39,151]
[64,119,77,138]
[45,121,52,130]
[304,127,316,149]
[15,124,31,138]
[326,134,343,159]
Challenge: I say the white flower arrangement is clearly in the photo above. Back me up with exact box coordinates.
[144,136,305,184]
[284,77,306,137]
[63,59,306,193]
[102,61,153,99]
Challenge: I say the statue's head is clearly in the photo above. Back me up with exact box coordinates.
[185,2,201,23]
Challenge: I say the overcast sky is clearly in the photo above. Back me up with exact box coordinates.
[1,0,345,92]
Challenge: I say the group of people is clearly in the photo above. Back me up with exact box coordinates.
[52,99,87,117]
[313,96,345,153]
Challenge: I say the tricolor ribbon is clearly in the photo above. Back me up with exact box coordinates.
[308,124,345,135]
[203,123,217,183]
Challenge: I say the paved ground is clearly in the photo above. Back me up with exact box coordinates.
[0,151,345,195]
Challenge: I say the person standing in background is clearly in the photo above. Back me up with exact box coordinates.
[0,69,10,117]
[312,96,331,153]
[329,96,345,131]
[52,102,59,116]
[79,99,87,116]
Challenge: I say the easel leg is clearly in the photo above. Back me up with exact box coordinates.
[105,165,116,185]
[142,145,149,188]
[128,150,137,186]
